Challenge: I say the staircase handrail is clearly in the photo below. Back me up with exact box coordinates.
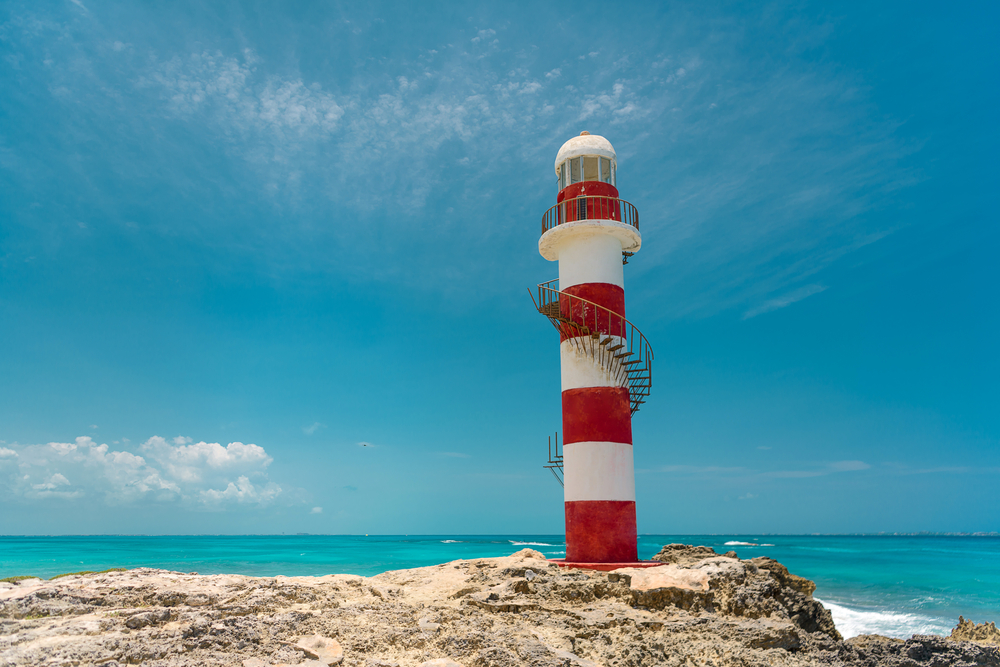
[529,279,653,415]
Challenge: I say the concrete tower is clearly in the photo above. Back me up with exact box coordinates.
[532,132,653,566]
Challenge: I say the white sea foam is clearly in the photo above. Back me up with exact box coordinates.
[818,599,952,639]
[440,540,462,543]
[723,541,774,547]
[510,541,556,546]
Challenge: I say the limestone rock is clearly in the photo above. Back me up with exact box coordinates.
[294,634,344,665]
[0,546,995,667]
[846,633,1000,666]
[651,543,721,565]
[951,616,1000,646]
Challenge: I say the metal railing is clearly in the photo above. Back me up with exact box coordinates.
[545,432,564,487]
[529,279,653,415]
[541,196,639,236]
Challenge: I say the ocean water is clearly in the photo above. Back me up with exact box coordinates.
[2,534,997,640]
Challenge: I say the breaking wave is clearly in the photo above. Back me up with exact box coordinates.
[724,541,775,547]
[510,541,556,546]
[440,540,462,543]
[818,599,952,639]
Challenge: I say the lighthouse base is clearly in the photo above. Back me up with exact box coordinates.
[547,559,665,572]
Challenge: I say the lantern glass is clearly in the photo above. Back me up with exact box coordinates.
[601,157,611,183]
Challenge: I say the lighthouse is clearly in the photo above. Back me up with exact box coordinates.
[531,132,654,567]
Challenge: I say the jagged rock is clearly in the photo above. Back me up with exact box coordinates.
[952,616,1000,646]
[845,633,1000,666]
[0,547,995,667]
[651,543,721,565]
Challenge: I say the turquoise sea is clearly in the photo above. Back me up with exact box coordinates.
[2,534,998,640]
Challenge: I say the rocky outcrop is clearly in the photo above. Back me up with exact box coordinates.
[649,544,840,639]
[0,546,996,667]
[952,617,1000,646]
[844,633,1000,666]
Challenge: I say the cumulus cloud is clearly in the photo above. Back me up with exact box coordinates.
[310,506,323,514]
[0,435,281,508]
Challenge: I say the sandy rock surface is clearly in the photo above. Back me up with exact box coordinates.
[1,545,996,667]
[951,617,1000,646]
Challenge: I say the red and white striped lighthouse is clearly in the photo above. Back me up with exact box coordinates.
[532,131,653,566]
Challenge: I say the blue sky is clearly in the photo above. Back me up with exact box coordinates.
[1,0,996,535]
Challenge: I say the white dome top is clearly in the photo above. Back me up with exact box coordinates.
[554,132,616,175]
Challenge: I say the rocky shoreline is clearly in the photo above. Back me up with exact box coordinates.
[1,545,997,667]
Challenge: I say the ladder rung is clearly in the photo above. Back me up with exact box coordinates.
[614,351,633,359]
[621,360,642,366]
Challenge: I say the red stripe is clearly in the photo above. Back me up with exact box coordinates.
[562,387,632,445]
[563,283,624,315]
[559,283,626,341]
[565,500,637,563]
[557,181,620,203]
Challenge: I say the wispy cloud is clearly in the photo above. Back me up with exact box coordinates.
[743,284,827,319]
[1,5,917,308]
[761,460,870,478]
[643,460,871,480]
[436,451,471,458]
[882,463,1000,476]
[303,422,324,435]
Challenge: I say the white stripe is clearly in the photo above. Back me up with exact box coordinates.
[538,220,641,265]
[561,337,626,390]
[558,233,625,289]
[563,441,635,502]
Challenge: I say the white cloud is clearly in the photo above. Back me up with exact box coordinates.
[303,422,324,435]
[310,506,323,514]
[199,475,281,505]
[647,460,871,479]
[0,435,281,508]
[762,461,871,478]
[470,29,496,44]
[743,284,828,319]
[33,473,70,490]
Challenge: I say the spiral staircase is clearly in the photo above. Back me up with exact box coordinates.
[531,193,653,487]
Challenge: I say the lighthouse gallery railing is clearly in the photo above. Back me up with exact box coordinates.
[529,279,653,416]
[541,196,639,236]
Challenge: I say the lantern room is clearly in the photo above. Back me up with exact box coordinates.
[555,131,619,203]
